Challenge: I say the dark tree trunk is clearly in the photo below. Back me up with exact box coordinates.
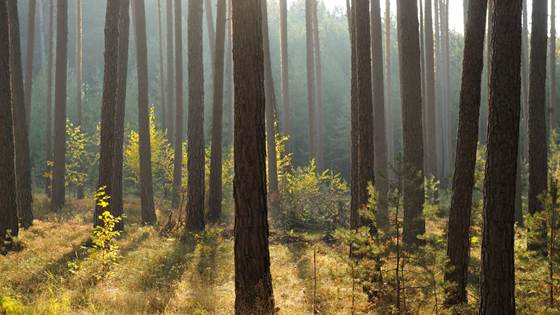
[186,0,206,233]
[8,0,33,227]
[479,0,522,313]
[385,0,394,174]
[262,0,279,198]
[424,0,437,177]
[172,0,184,208]
[0,0,18,253]
[133,0,157,225]
[551,0,557,131]
[280,0,290,151]
[347,0,359,228]
[75,0,84,200]
[208,0,227,223]
[166,0,175,141]
[95,0,121,226]
[312,0,324,169]
[306,0,316,163]
[225,0,234,147]
[232,0,275,312]
[45,0,54,196]
[51,0,68,212]
[444,0,487,307]
[527,0,548,254]
[397,0,425,245]
[157,0,166,130]
[24,0,35,128]
[371,0,388,227]
[112,0,130,231]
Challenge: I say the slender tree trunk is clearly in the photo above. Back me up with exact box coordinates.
[51,0,68,212]
[306,0,316,163]
[205,0,215,64]
[45,0,54,196]
[397,0,425,245]
[75,0,84,200]
[527,0,548,254]
[95,0,121,226]
[424,0,437,178]
[444,0,487,307]
[172,0,184,208]
[112,0,130,231]
[371,0,388,227]
[551,0,557,132]
[226,0,234,146]
[8,0,33,227]
[385,0,394,175]
[157,0,166,130]
[442,0,452,183]
[347,0,359,228]
[208,0,226,223]
[232,0,275,312]
[166,0,175,141]
[312,0,324,169]
[186,0,206,233]
[280,0,290,151]
[0,0,19,253]
[24,0,35,128]
[479,1,522,313]
[133,0,156,225]
[262,0,279,199]
[434,0,444,178]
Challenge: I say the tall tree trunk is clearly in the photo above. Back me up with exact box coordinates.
[226,0,234,146]
[0,0,18,253]
[45,0,54,196]
[186,0,206,233]
[232,0,275,312]
[133,0,156,225]
[424,0,437,178]
[479,1,522,313]
[24,0,35,128]
[157,0,166,130]
[280,0,290,151]
[8,0,33,227]
[371,0,388,227]
[434,0,444,178]
[306,0,316,163]
[166,0,174,141]
[551,0,557,132]
[262,0,279,199]
[527,0,548,254]
[205,0,215,64]
[95,0,121,226]
[397,0,425,245]
[347,0,359,228]
[172,0,184,208]
[112,0,130,231]
[385,0,394,175]
[444,0,487,307]
[208,0,226,223]
[442,0,453,183]
[312,0,324,169]
[75,0,84,200]
[51,0,68,212]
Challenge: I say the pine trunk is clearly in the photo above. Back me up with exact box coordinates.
[424,0,437,177]
[312,0,324,169]
[24,0,35,128]
[280,0,290,152]
[385,0,394,175]
[172,0,184,208]
[45,0,54,196]
[347,0,359,228]
[75,0,84,199]
[306,0,316,163]
[157,0,166,130]
[551,0,557,131]
[166,0,175,142]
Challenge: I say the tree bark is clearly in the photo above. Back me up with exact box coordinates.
[424,0,437,177]
[479,1,522,313]
[157,0,166,130]
[45,0,54,196]
[306,0,317,163]
[208,0,227,223]
[166,0,175,141]
[232,0,275,312]
[51,0,68,212]
[0,0,18,253]
[172,0,184,208]
[312,0,324,169]
[347,0,359,228]
[75,0,84,200]
[385,0,394,175]
[444,0,487,307]
[551,0,557,131]
[397,0,425,245]
[280,0,290,151]
[527,0,548,254]
[205,0,215,65]
[8,0,33,227]
[133,0,157,225]
[186,0,206,233]
[24,0,35,128]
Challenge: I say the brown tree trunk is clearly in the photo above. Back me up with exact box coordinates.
[51,0,68,212]
[385,0,394,175]
[75,0,84,200]
[347,0,359,228]
[280,0,290,151]
[312,0,324,169]
[157,0,166,130]
[306,0,316,163]
[0,0,19,252]
[95,0,121,226]
[172,0,184,208]
[424,0,437,177]
[205,0,215,64]
[232,0,275,312]
[479,1,522,313]
[527,0,548,254]
[8,0,33,227]
[45,0,54,196]
[262,0,279,198]
[397,0,425,245]
[225,0,234,147]
[371,0,388,227]
[551,0,557,132]
[112,0,130,231]
[24,0,35,128]
[166,0,175,141]
[186,0,206,233]
[444,0,487,307]
[133,0,157,225]
[208,0,227,223]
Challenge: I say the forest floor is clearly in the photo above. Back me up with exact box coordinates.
[0,194,377,315]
